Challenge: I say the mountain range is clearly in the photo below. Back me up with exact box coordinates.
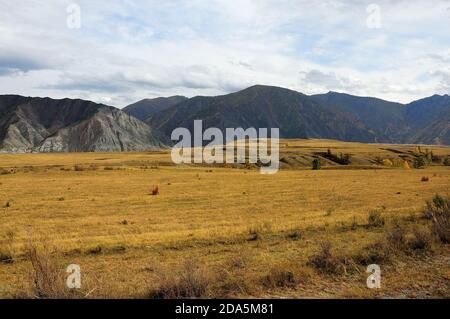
[0,85,449,152]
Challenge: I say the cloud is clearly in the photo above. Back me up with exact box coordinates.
[299,69,362,92]
[0,0,449,107]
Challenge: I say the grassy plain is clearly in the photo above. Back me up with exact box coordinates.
[0,139,449,298]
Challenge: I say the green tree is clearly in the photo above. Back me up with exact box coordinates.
[312,158,321,170]
[444,157,450,166]
[414,156,426,169]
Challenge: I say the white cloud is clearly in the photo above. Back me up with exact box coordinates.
[0,0,449,107]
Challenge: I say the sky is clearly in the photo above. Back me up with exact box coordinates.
[1,0,450,108]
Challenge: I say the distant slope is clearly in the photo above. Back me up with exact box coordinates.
[406,95,450,145]
[0,95,165,152]
[311,92,410,143]
[123,96,187,121]
[148,85,376,142]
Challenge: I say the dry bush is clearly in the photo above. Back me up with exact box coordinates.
[423,194,450,220]
[431,215,450,244]
[367,210,385,228]
[408,228,432,251]
[218,270,252,297]
[307,242,345,275]
[148,260,211,299]
[248,227,262,241]
[0,250,13,264]
[287,230,302,241]
[386,223,407,251]
[151,186,160,196]
[27,241,71,299]
[0,233,14,264]
[353,242,391,265]
[262,268,296,289]
[421,176,430,182]
[73,165,84,172]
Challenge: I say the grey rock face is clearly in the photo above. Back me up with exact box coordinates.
[0,95,166,153]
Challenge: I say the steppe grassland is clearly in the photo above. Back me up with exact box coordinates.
[0,139,449,298]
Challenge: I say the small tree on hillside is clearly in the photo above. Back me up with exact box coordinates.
[312,158,321,170]
[414,156,426,169]
[444,157,450,166]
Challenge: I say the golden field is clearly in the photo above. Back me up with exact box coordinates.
[0,139,449,298]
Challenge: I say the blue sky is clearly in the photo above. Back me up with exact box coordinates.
[1,0,450,107]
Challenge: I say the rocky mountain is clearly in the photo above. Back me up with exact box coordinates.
[147,85,377,143]
[146,85,450,145]
[405,94,450,145]
[311,92,450,145]
[0,95,165,152]
[310,92,411,143]
[1,86,449,153]
[123,96,187,122]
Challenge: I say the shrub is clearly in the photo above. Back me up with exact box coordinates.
[73,165,84,172]
[444,157,450,166]
[413,156,426,169]
[0,250,13,264]
[148,261,210,299]
[423,194,450,220]
[367,211,385,228]
[27,242,70,299]
[151,186,160,196]
[88,245,103,255]
[262,268,296,289]
[408,229,432,251]
[218,271,251,297]
[288,230,302,241]
[353,242,391,265]
[421,176,429,182]
[431,215,450,244]
[312,158,321,170]
[248,227,261,241]
[308,242,343,275]
[386,223,407,250]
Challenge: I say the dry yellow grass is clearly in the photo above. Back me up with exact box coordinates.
[0,139,449,298]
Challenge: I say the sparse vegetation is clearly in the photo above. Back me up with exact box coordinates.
[262,268,296,289]
[408,228,432,252]
[444,157,450,166]
[312,158,321,170]
[423,194,450,219]
[148,261,210,299]
[27,241,71,299]
[323,149,351,165]
[367,210,385,228]
[413,156,426,169]
[308,242,345,275]
[151,186,160,196]
[0,141,449,298]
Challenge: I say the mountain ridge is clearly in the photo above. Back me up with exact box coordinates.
[1,85,449,153]
[0,95,165,153]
